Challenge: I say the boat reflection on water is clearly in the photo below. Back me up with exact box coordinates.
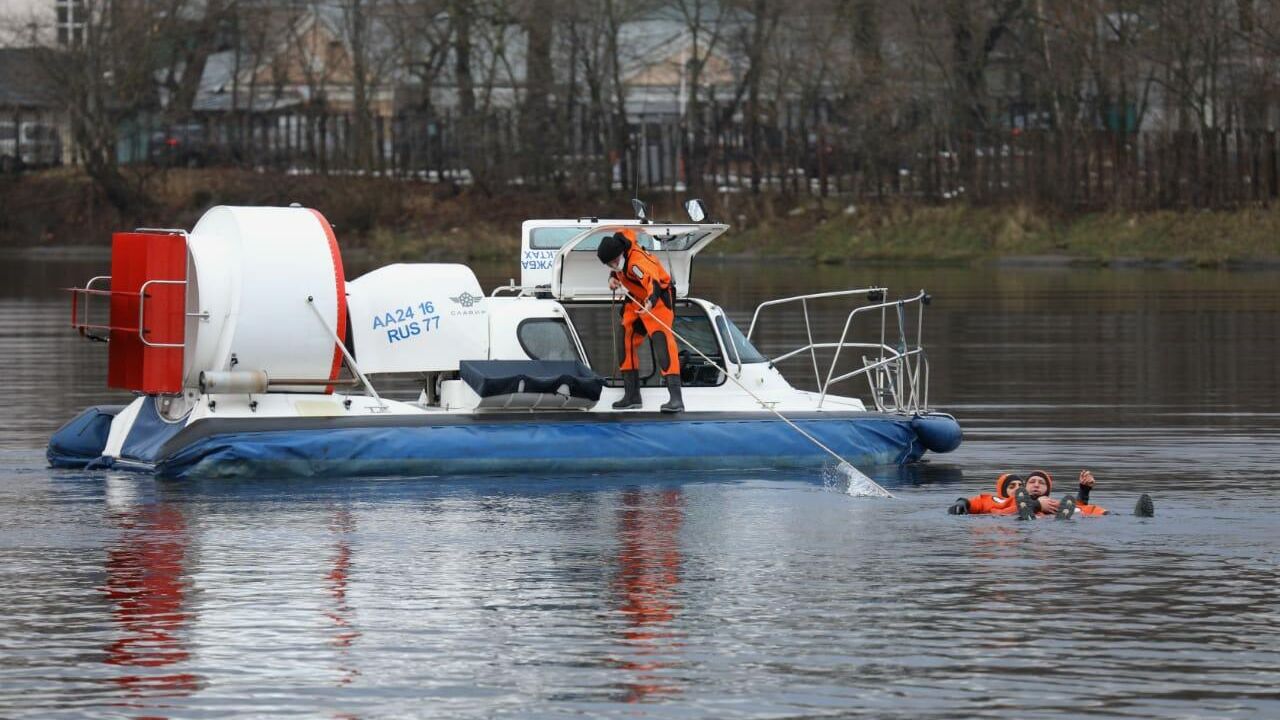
[99,478,200,702]
[610,488,685,703]
[326,507,361,686]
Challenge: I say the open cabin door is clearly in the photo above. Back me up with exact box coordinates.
[549,223,728,301]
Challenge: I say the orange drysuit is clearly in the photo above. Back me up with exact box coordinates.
[964,471,1108,517]
[1031,469,1109,516]
[611,232,680,377]
[962,473,1022,515]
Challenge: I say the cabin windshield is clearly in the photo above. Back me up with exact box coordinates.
[716,316,767,364]
[531,226,655,251]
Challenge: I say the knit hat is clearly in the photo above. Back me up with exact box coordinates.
[995,473,1023,498]
[596,232,629,264]
[1026,470,1054,494]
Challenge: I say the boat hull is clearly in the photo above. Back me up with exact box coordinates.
[50,405,954,479]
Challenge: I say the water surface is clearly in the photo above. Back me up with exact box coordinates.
[1,256,1277,717]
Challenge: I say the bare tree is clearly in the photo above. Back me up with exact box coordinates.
[163,0,234,121]
[339,0,400,170]
[561,0,652,193]
[33,0,195,212]
[384,0,451,174]
[718,0,782,193]
[671,0,731,191]
[520,0,556,183]
[283,2,346,172]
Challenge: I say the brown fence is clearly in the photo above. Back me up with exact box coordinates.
[179,111,1280,211]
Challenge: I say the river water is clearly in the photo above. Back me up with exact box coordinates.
[1,254,1277,718]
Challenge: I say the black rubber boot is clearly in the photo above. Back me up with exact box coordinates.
[1055,495,1078,520]
[612,370,642,409]
[948,498,969,515]
[660,374,684,413]
[1133,493,1155,518]
[1014,488,1036,521]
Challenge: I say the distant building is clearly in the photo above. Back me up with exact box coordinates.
[0,48,70,168]
[54,0,86,46]
[189,7,741,122]
[192,5,397,117]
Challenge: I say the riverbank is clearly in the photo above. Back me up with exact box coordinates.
[719,203,1280,267]
[4,168,1279,267]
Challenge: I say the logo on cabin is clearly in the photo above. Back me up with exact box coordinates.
[450,291,482,308]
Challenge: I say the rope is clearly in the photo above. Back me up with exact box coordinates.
[614,288,893,498]
[609,287,618,376]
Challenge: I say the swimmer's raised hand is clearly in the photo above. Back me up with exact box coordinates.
[1079,470,1095,488]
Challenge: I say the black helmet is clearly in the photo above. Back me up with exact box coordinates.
[596,232,629,264]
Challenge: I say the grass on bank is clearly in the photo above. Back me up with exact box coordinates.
[717,203,1280,266]
[3,168,1280,266]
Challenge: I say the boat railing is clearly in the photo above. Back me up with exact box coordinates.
[490,284,525,297]
[746,288,931,413]
[68,275,115,341]
[69,275,195,348]
[68,228,196,347]
[490,284,549,298]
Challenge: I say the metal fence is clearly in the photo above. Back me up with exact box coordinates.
[154,109,1280,210]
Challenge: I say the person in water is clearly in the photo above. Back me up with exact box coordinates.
[596,230,683,412]
[1014,470,1106,519]
[950,469,1154,519]
[946,472,1024,515]
[945,471,1063,516]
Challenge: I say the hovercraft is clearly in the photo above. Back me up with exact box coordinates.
[49,202,961,479]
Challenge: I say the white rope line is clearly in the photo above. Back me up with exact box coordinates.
[615,288,894,499]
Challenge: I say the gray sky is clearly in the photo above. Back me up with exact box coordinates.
[0,0,53,46]
[1,0,49,19]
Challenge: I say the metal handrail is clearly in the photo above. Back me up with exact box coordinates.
[746,286,932,413]
[70,273,197,346]
[827,347,922,387]
[137,279,187,348]
[134,227,190,235]
[69,275,114,340]
[69,229,193,345]
[746,287,885,339]
[490,285,548,297]
[769,341,892,365]
[819,290,927,409]
[491,285,528,297]
[746,287,885,388]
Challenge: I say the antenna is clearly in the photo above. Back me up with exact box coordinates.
[630,93,655,223]
[632,125,642,200]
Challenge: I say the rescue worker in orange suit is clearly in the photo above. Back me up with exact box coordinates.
[951,469,1152,518]
[952,470,1097,518]
[596,230,683,412]
[947,473,1024,515]
[1018,469,1114,519]
[1034,469,1158,518]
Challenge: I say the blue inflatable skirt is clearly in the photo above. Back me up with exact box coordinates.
[50,406,962,480]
